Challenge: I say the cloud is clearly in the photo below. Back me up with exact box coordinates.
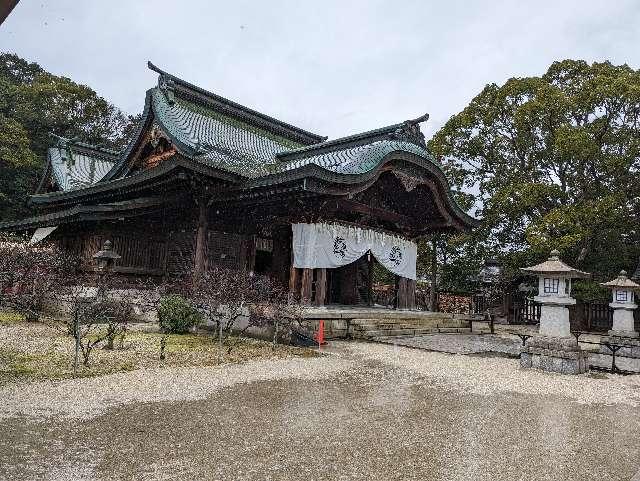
[1,0,639,141]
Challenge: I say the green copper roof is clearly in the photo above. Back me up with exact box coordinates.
[149,82,441,179]
[152,89,302,155]
[281,140,433,175]
[39,137,118,192]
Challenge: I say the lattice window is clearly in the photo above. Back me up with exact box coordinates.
[543,278,559,294]
[616,290,629,302]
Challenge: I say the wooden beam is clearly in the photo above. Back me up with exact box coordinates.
[0,1,19,26]
[335,199,416,227]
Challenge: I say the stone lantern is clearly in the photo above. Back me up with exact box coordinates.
[91,240,121,301]
[601,271,639,338]
[92,240,121,273]
[519,249,591,374]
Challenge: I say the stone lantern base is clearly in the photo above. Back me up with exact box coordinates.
[520,336,589,375]
[599,303,640,359]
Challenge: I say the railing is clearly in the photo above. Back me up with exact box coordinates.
[571,331,639,375]
[580,302,613,332]
[511,297,541,325]
[508,296,613,332]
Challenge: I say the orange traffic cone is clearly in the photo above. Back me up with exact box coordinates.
[314,319,325,347]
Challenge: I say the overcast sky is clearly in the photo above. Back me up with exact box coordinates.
[1,1,639,141]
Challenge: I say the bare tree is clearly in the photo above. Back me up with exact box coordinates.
[0,233,76,321]
[178,267,302,353]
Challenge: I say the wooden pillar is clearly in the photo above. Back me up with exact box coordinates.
[397,277,405,309]
[244,235,256,272]
[407,278,416,310]
[367,253,374,307]
[193,199,208,280]
[315,268,327,306]
[272,225,292,286]
[429,238,438,311]
[340,263,359,305]
[300,268,313,304]
[397,277,416,310]
[289,266,300,298]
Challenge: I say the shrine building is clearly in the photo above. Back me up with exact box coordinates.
[0,62,477,308]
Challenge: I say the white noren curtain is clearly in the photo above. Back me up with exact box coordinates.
[292,223,417,280]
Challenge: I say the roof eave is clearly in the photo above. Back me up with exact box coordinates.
[246,149,478,231]
[519,267,591,279]
[29,155,242,207]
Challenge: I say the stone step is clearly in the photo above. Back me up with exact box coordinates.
[351,318,466,328]
[353,327,472,339]
[313,314,472,340]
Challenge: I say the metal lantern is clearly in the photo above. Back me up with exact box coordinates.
[92,240,121,273]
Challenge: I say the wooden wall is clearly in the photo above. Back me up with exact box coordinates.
[207,231,248,270]
[59,229,169,276]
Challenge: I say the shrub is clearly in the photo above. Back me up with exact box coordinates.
[157,294,202,334]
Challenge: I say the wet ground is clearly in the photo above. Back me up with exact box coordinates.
[1,342,640,481]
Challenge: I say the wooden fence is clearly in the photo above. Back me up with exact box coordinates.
[508,296,614,332]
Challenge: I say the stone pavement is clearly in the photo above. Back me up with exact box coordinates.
[374,332,640,373]
[374,333,522,356]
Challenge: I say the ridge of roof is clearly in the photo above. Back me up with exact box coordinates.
[275,113,429,162]
[49,133,121,158]
[101,89,156,182]
[147,61,326,146]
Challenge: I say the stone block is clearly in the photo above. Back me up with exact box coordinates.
[521,335,589,374]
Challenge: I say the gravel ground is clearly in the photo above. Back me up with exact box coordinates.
[2,341,640,480]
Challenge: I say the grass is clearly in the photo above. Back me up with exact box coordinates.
[0,312,317,385]
[0,311,24,326]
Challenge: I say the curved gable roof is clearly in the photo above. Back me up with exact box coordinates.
[36,137,118,193]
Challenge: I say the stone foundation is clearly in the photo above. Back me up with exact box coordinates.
[520,336,589,375]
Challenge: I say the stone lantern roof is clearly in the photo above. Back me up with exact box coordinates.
[520,250,591,278]
[601,270,640,289]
